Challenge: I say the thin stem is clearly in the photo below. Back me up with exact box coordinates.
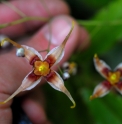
[77,20,102,26]
[40,0,52,53]
[58,65,63,75]
[0,16,49,29]
[77,20,122,26]
[40,0,52,16]
[47,22,52,53]
[90,26,101,39]
[2,1,26,17]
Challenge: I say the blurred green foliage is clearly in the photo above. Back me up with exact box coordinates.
[43,0,122,124]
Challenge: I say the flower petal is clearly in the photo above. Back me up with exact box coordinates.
[94,54,111,79]
[45,46,64,66]
[114,63,122,76]
[22,45,43,65]
[45,71,76,108]
[45,21,74,67]
[22,70,42,91]
[90,80,112,100]
[0,70,41,104]
[114,81,122,95]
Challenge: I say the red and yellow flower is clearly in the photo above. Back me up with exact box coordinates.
[0,22,76,108]
[90,54,122,100]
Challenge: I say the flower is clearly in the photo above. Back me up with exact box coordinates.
[0,22,76,108]
[90,54,122,100]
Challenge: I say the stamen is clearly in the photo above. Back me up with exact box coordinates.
[34,61,50,76]
[108,72,120,85]
[111,74,116,80]
[39,66,44,71]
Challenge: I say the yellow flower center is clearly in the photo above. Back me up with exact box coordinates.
[34,61,50,76]
[108,71,120,85]
[39,66,45,72]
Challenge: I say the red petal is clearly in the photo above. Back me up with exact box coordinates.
[22,70,41,90]
[22,45,42,65]
[45,54,56,67]
[114,81,122,95]
[115,63,122,77]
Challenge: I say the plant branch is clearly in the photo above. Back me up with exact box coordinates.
[77,20,122,26]
[0,16,49,29]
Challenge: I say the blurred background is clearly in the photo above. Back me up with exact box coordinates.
[1,0,122,124]
[44,0,122,124]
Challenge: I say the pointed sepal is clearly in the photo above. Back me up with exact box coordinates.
[94,54,111,79]
[45,21,74,67]
[22,45,42,64]
[90,80,112,100]
[46,71,76,108]
[0,70,41,104]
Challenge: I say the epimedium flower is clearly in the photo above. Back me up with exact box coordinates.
[0,22,76,108]
[90,54,122,100]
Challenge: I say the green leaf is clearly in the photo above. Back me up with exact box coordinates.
[81,0,122,56]
[80,88,122,124]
